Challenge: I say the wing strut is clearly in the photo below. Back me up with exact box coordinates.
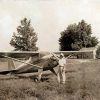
[50,68,57,76]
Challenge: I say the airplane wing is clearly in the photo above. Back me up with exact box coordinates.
[0,64,43,75]
[0,70,14,75]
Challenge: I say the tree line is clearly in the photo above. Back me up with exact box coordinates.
[59,20,98,51]
[10,18,98,51]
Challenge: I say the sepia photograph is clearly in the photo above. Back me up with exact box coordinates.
[0,0,100,100]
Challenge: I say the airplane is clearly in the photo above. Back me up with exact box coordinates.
[0,52,72,80]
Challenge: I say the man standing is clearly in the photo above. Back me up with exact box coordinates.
[57,53,66,84]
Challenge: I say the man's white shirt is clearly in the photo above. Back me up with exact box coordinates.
[58,57,66,66]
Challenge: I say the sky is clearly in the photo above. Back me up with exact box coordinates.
[0,0,100,51]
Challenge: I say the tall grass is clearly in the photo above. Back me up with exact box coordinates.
[0,59,100,100]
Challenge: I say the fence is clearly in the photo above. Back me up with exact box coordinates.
[0,51,40,62]
[0,51,96,60]
[54,51,95,59]
[0,51,39,58]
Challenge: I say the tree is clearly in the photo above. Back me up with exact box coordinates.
[59,20,98,51]
[10,18,38,51]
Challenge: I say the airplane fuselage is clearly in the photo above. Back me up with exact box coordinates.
[14,57,58,74]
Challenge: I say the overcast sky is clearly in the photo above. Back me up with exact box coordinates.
[0,0,100,51]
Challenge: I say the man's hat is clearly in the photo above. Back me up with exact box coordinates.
[60,53,64,57]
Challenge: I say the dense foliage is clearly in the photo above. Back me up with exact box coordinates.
[10,18,38,51]
[59,20,98,51]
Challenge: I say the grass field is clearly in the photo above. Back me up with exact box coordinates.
[0,59,100,100]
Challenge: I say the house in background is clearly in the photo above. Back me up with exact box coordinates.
[54,43,100,59]
[79,47,96,59]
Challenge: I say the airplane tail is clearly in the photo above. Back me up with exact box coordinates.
[8,58,16,71]
[0,58,16,75]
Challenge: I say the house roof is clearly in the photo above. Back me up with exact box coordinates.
[79,47,95,51]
